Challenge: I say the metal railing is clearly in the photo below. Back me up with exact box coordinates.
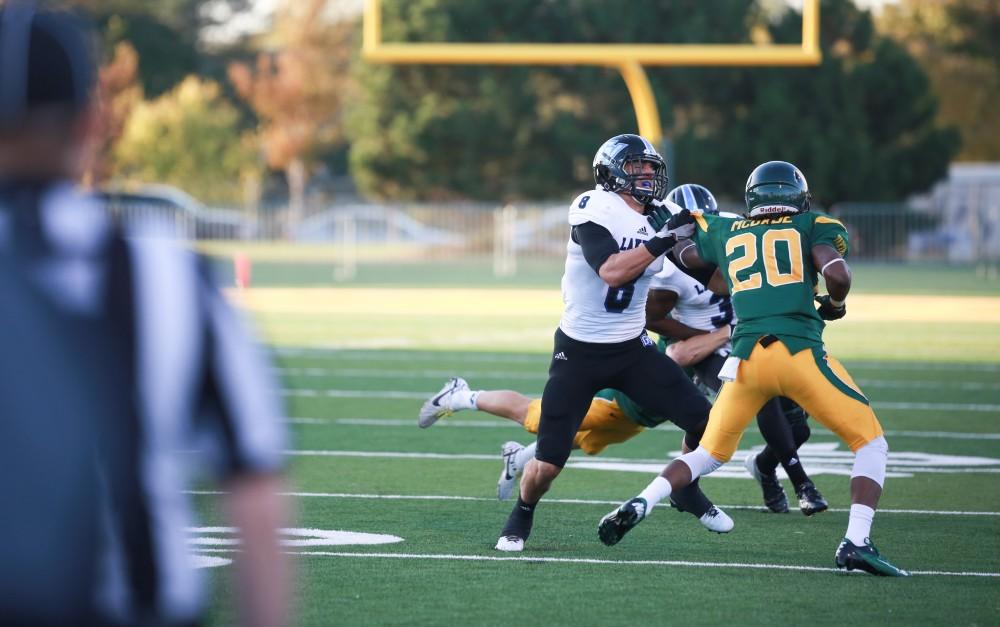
[106,191,1000,283]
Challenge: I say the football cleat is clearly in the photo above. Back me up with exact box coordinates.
[497,441,524,501]
[795,481,829,516]
[699,506,734,533]
[418,377,469,428]
[598,497,647,546]
[835,538,910,577]
[744,452,789,513]
[495,535,525,552]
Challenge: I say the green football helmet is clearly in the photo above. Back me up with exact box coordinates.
[745,161,811,217]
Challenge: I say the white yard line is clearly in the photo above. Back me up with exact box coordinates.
[187,490,1000,517]
[277,368,1000,391]
[191,547,999,578]
[275,348,1000,372]
[287,417,1000,441]
[280,388,1000,412]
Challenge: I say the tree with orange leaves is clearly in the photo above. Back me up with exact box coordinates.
[228,0,354,232]
[84,41,143,186]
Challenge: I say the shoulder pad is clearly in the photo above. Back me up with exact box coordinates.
[568,189,624,228]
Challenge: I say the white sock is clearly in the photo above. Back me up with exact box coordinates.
[449,389,480,410]
[637,476,673,512]
[513,442,536,474]
[846,504,875,545]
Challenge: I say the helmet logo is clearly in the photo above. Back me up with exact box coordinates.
[749,204,799,217]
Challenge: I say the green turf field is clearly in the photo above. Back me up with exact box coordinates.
[194,279,1000,626]
[196,348,1000,625]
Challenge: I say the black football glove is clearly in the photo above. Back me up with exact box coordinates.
[645,204,672,231]
[665,209,695,238]
[815,295,846,321]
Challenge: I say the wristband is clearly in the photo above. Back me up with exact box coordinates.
[643,235,673,257]
[829,297,845,308]
[820,258,846,275]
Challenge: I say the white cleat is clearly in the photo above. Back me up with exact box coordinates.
[418,377,469,428]
[494,535,525,552]
[699,506,734,534]
[497,441,524,501]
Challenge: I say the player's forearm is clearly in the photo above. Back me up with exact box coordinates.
[671,239,709,270]
[823,264,851,303]
[599,246,656,287]
[646,316,707,341]
[225,472,292,627]
[813,244,852,304]
[665,326,731,367]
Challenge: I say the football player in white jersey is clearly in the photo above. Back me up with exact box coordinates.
[648,184,827,516]
[493,134,720,552]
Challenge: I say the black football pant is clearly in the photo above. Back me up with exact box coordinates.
[534,328,713,513]
[536,328,711,467]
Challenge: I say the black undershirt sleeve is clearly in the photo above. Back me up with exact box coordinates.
[572,222,621,273]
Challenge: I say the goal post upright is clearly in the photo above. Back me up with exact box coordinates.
[362,0,821,145]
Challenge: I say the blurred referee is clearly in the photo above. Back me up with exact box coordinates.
[0,3,291,626]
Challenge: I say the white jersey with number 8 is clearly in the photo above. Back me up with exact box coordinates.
[559,188,670,343]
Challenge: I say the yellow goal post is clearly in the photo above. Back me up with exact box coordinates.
[362,0,821,145]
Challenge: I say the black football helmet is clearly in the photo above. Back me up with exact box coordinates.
[745,161,811,217]
[666,183,719,215]
[593,134,669,204]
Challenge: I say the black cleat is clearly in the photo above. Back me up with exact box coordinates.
[744,452,789,513]
[598,497,647,546]
[795,481,829,516]
[835,538,910,577]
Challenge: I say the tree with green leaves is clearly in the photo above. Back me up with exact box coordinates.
[348,0,958,205]
[348,0,756,202]
[113,76,257,204]
[877,0,1000,162]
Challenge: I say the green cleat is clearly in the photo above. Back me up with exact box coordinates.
[835,538,910,577]
[598,497,647,546]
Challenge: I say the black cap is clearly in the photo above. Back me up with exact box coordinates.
[0,2,97,127]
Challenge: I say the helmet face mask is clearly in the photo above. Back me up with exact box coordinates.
[593,134,669,205]
[745,161,811,217]
[666,183,719,215]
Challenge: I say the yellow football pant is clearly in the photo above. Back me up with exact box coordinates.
[524,398,644,455]
[700,339,883,461]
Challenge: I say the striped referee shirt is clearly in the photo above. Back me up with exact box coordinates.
[0,181,287,624]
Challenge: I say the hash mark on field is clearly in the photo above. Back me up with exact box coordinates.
[187,490,1000,517]
[193,548,1000,578]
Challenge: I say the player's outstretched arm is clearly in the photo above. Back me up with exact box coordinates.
[812,244,851,320]
[573,221,663,288]
[672,238,709,270]
[646,288,709,340]
[598,244,660,287]
[666,326,731,367]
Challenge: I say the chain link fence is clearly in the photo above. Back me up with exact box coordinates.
[104,167,1000,285]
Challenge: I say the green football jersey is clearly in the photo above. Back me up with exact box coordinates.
[691,211,849,359]
[594,388,665,428]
